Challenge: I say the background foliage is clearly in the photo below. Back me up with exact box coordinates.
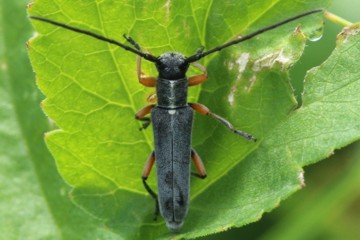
[0,0,359,239]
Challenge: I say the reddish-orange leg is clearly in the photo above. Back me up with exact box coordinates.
[135,104,155,130]
[123,34,157,87]
[147,93,157,103]
[137,55,157,87]
[141,152,159,220]
[189,102,256,141]
[124,34,157,129]
[191,149,207,179]
[142,152,156,180]
[134,55,157,130]
[188,62,208,86]
[123,34,156,86]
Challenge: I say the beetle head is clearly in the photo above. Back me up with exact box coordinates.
[156,52,189,79]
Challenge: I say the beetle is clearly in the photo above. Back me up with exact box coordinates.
[30,8,322,231]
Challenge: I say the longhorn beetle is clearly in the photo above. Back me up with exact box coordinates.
[30,8,323,231]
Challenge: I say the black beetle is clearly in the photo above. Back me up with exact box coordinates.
[30,8,322,231]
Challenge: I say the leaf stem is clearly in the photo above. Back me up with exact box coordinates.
[324,11,353,27]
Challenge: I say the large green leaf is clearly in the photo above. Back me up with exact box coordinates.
[26,0,360,239]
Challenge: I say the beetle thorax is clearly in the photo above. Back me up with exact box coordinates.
[156,52,189,80]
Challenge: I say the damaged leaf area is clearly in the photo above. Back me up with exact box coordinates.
[226,26,307,103]
[336,23,360,44]
[26,0,360,239]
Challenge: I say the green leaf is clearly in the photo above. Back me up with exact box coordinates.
[26,0,360,239]
[0,0,125,239]
[190,23,360,238]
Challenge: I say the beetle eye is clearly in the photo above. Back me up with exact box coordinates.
[180,62,189,70]
[156,61,164,69]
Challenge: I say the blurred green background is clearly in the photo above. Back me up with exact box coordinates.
[1,0,359,239]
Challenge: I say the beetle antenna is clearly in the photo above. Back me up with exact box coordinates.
[123,34,141,50]
[186,8,323,63]
[29,16,159,63]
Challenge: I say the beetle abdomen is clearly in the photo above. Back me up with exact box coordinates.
[151,106,193,231]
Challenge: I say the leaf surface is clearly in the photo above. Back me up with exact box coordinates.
[26,0,360,239]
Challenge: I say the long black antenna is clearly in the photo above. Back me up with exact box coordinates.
[186,8,323,63]
[29,16,159,63]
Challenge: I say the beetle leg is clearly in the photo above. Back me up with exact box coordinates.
[135,104,156,130]
[188,62,208,86]
[142,151,160,220]
[191,149,207,179]
[123,35,157,87]
[142,151,156,179]
[137,55,157,87]
[189,102,256,141]
[147,93,157,103]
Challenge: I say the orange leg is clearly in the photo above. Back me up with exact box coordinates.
[142,151,156,180]
[188,62,208,86]
[189,102,256,141]
[137,56,157,87]
[146,93,157,103]
[123,34,157,87]
[191,149,207,179]
[135,104,156,130]
[141,151,159,220]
